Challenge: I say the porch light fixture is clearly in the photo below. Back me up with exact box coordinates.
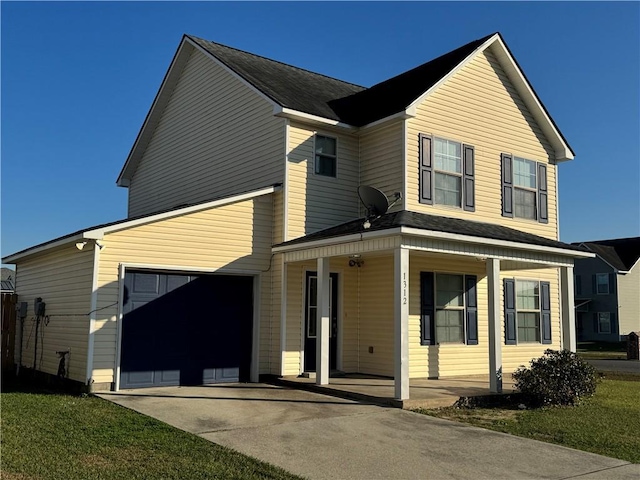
[348,255,364,268]
[75,241,88,251]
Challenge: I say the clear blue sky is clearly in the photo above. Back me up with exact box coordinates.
[2,2,639,261]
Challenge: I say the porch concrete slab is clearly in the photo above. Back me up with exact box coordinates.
[97,383,380,434]
[279,374,516,409]
[202,408,630,480]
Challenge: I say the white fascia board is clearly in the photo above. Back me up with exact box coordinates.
[117,39,193,187]
[272,227,403,253]
[2,233,87,264]
[491,36,574,161]
[86,185,279,238]
[4,186,279,264]
[273,106,356,131]
[404,34,498,117]
[400,227,595,259]
[358,110,415,131]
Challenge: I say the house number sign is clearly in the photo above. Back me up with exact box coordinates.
[402,272,407,305]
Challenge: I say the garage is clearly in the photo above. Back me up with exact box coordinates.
[119,271,254,389]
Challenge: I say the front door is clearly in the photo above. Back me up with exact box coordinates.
[304,271,338,372]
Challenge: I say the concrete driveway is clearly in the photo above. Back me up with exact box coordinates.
[98,383,637,480]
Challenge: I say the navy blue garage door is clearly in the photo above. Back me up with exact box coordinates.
[119,272,253,389]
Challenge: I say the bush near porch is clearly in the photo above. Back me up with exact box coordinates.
[415,372,640,464]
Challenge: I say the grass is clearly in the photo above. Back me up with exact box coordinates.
[1,385,302,480]
[577,341,627,360]
[415,372,640,464]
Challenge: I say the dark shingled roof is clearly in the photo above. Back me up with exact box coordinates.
[188,33,494,127]
[276,210,586,253]
[575,237,640,271]
[188,35,366,122]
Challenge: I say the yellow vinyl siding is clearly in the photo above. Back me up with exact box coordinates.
[92,195,274,385]
[406,46,559,240]
[501,268,561,374]
[360,121,404,212]
[287,122,360,240]
[617,266,640,336]
[127,48,284,217]
[13,245,94,383]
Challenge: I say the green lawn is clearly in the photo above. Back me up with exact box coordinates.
[1,387,301,480]
[415,373,640,464]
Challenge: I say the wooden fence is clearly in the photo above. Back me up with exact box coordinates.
[2,293,17,373]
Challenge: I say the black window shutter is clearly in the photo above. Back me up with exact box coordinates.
[419,134,433,205]
[610,312,616,333]
[504,279,517,345]
[537,163,548,223]
[593,312,599,332]
[592,274,597,294]
[465,275,478,345]
[609,273,616,294]
[501,154,513,217]
[463,145,475,212]
[421,272,435,345]
[575,275,582,295]
[540,281,552,344]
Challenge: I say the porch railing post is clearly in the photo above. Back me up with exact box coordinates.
[316,257,330,385]
[487,257,502,393]
[560,265,576,352]
[394,247,409,400]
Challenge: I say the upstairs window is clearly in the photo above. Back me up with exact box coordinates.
[595,273,609,294]
[419,134,475,211]
[314,135,337,177]
[501,154,548,223]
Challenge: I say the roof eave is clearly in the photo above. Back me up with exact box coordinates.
[273,106,357,130]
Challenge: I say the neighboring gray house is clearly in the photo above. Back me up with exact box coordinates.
[573,237,640,342]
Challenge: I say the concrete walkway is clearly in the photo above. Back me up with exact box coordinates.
[98,384,637,480]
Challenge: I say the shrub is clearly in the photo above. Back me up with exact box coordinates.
[513,349,598,407]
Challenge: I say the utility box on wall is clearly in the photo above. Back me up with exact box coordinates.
[627,332,640,361]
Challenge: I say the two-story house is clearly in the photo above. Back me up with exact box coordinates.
[4,32,593,399]
[573,237,640,342]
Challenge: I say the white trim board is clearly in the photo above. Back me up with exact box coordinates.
[4,185,279,264]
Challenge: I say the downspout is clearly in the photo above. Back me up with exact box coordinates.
[85,241,101,388]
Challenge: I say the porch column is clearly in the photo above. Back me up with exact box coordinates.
[394,247,409,400]
[316,257,330,385]
[487,258,502,393]
[560,265,576,352]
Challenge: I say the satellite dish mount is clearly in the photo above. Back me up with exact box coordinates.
[357,186,402,229]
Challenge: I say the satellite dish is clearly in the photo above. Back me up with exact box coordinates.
[358,185,390,218]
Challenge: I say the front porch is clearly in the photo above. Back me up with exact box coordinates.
[273,210,593,402]
[278,373,516,409]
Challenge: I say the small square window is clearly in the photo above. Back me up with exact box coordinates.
[315,135,337,177]
[596,274,609,294]
[597,312,611,334]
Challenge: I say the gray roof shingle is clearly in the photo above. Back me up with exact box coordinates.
[575,237,640,271]
[188,33,493,127]
[276,210,587,253]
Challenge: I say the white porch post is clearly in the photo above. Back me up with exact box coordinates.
[561,265,576,352]
[394,247,410,400]
[316,257,330,385]
[487,258,502,394]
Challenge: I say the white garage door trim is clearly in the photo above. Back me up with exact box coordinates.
[114,262,262,391]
